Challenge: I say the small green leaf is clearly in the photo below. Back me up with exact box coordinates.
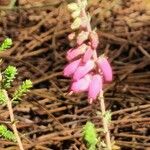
[2,66,17,89]
[104,110,112,124]
[0,90,6,104]
[13,80,32,101]
[0,124,16,142]
[83,121,98,150]
[0,38,12,52]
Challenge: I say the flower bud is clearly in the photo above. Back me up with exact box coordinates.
[71,17,81,30]
[88,74,103,103]
[71,9,81,18]
[73,60,94,81]
[77,31,89,45]
[68,32,76,41]
[66,44,87,61]
[63,58,81,77]
[71,74,91,93]
[68,3,79,11]
[82,0,88,8]
[97,56,113,82]
[89,31,99,49]
[80,18,88,29]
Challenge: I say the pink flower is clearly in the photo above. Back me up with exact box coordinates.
[88,74,103,103]
[71,74,91,93]
[63,58,81,77]
[73,60,95,81]
[89,31,99,49]
[83,46,93,62]
[97,56,113,82]
[66,44,87,61]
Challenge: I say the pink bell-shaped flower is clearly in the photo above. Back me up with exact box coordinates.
[63,58,81,77]
[88,74,103,103]
[71,74,91,93]
[82,46,93,62]
[97,56,113,82]
[73,60,95,81]
[66,44,87,61]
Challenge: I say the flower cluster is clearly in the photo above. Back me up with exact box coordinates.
[63,1,112,104]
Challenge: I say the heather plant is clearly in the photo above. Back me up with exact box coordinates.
[64,0,116,149]
[0,38,32,150]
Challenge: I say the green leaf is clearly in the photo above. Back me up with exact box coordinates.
[0,90,6,104]
[83,121,98,150]
[0,38,12,52]
[104,110,112,124]
[13,80,32,101]
[0,124,16,142]
[2,66,17,89]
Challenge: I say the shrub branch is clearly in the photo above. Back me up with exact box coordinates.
[3,90,24,150]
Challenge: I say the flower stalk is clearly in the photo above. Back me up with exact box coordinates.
[65,0,113,149]
[99,91,112,150]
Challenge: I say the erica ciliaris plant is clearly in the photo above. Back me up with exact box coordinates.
[0,38,32,150]
[63,0,115,149]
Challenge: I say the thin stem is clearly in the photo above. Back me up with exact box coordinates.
[3,90,24,150]
[99,91,112,150]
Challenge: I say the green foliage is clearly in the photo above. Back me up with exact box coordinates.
[0,90,6,104]
[0,38,32,146]
[0,38,12,52]
[12,80,32,101]
[0,124,16,142]
[2,66,17,89]
[83,121,98,150]
[104,110,112,125]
